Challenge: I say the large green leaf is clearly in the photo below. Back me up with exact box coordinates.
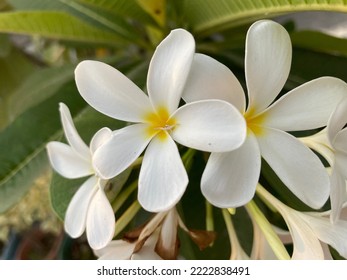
[7,64,75,123]
[7,0,142,43]
[183,0,347,36]
[0,82,85,213]
[0,41,40,130]
[76,0,157,25]
[290,30,347,56]
[0,11,126,45]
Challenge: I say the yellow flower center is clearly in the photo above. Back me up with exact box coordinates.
[244,107,267,136]
[144,106,177,141]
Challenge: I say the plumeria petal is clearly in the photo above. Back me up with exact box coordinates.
[75,60,152,123]
[285,211,324,260]
[64,176,98,238]
[138,135,188,212]
[86,187,115,250]
[201,133,260,208]
[90,127,112,154]
[245,20,291,115]
[335,152,347,179]
[182,53,246,112]
[46,142,92,179]
[327,97,347,144]
[93,124,152,179]
[334,128,347,153]
[263,77,347,131]
[257,127,329,209]
[59,103,90,160]
[330,166,347,223]
[299,212,347,259]
[147,29,195,115]
[95,240,135,260]
[156,209,179,259]
[171,100,246,152]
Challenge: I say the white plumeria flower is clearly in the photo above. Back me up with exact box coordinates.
[46,103,115,250]
[301,99,347,222]
[74,29,246,212]
[183,20,347,209]
[257,185,347,259]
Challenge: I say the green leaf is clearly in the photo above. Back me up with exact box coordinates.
[0,11,126,46]
[0,43,40,130]
[0,82,85,213]
[183,0,347,36]
[76,0,157,25]
[8,64,75,123]
[49,107,126,220]
[290,30,347,56]
[7,0,143,43]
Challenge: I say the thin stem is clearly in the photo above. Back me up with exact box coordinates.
[114,200,141,237]
[205,201,214,232]
[245,200,290,260]
[221,208,248,259]
[112,180,138,213]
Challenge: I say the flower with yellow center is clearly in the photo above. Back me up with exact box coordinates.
[183,20,347,209]
[75,29,246,212]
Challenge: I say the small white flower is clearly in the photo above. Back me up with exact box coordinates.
[74,29,246,213]
[301,98,347,222]
[46,103,115,250]
[183,20,347,209]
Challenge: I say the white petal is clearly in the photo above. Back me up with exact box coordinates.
[245,20,291,115]
[59,103,90,160]
[329,167,347,223]
[93,124,151,179]
[263,77,347,131]
[95,240,135,260]
[90,127,112,154]
[171,100,246,152]
[284,211,324,260]
[300,212,347,259]
[182,53,246,112]
[46,142,92,179]
[64,176,98,238]
[138,135,188,212]
[327,97,347,144]
[147,29,195,114]
[201,133,260,208]
[257,128,329,209]
[157,209,178,258]
[334,128,347,153]
[75,60,152,122]
[335,152,347,179]
[86,187,115,250]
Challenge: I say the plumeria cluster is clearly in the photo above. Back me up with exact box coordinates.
[47,20,347,259]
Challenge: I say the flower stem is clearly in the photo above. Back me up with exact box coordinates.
[182,148,196,170]
[221,208,247,259]
[205,201,214,232]
[245,199,290,260]
[114,200,141,237]
[112,180,138,213]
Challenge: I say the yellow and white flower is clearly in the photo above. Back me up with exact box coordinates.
[74,29,246,213]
